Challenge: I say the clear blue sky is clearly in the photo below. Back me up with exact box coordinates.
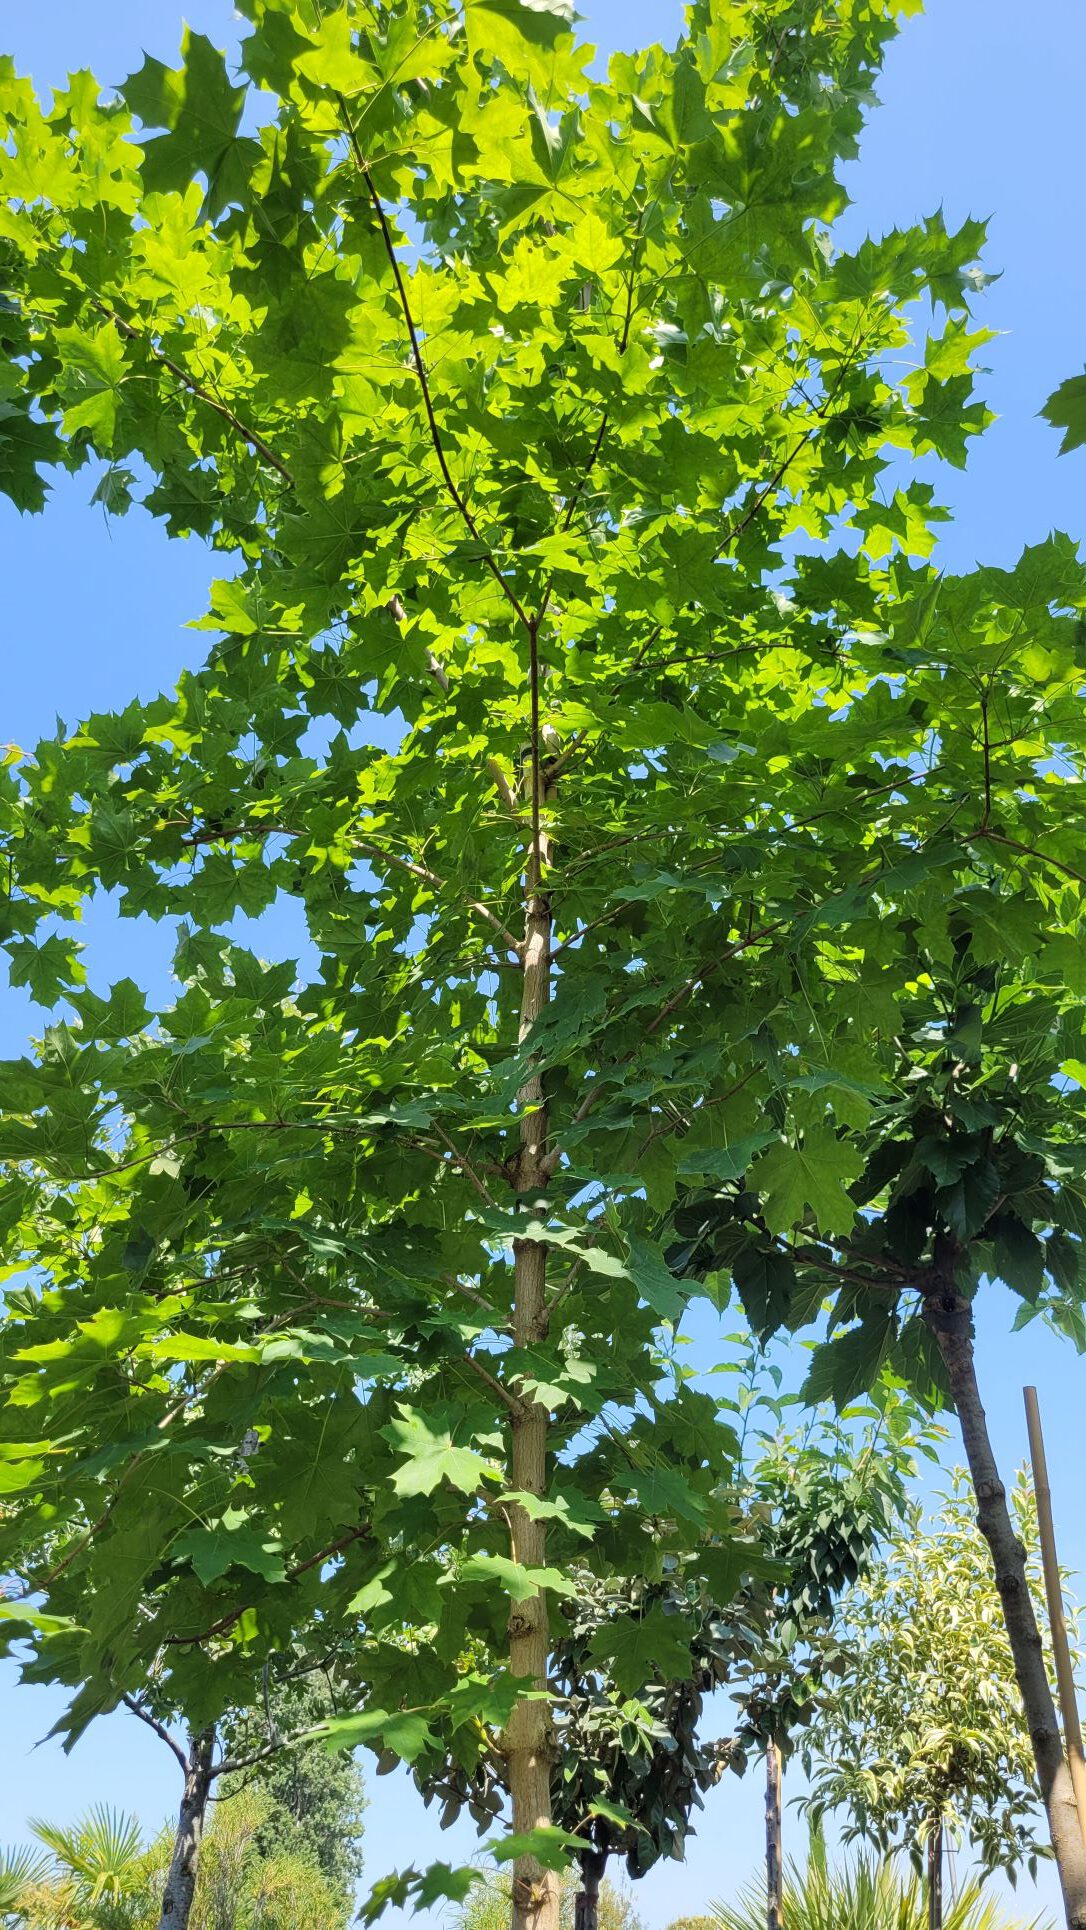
[2,2,1085,1924]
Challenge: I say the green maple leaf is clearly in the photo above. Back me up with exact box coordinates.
[173,1508,287,1585]
[320,1706,438,1764]
[801,1315,897,1409]
[53,324,127,449]
[753,1130,863,1236]
[382,1406,499,1496]
[587,1603,694,1697]
[456,1552,578,1599]
[7,935,85,1005]
[123,30,260,217]
[488,1826,584,1871]
[1041,370,1086,455]
[624,1234,687,1321]
[0,397,64,512]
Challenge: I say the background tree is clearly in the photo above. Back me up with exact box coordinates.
[0,1793,354,1930]
[220,1675,366,1904]
[801,1472,1070,1929]
[665,543,1086,1927]
[725,1403,930,1930]
[186,1792,349,1930]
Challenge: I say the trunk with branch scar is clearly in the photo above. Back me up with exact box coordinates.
[505,646,560,1930]
[156,1728,214,1930]
[922,1281,1086,1929]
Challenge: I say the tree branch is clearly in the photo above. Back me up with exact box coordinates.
[163,1526,371,1649]
[122,1694,190,1774]
[458,1354,525,1418]
[352,838,522,955]
[337,98,530,633]
[92,300,295,485]
[971,828,1086,890]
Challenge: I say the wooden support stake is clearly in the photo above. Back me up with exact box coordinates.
[1024,1384,1086,1848]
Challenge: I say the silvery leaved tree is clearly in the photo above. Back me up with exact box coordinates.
[0,2,1078,1927]
[802,1472,1072,1930]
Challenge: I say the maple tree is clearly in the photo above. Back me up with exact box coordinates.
[0,2,1081,1928]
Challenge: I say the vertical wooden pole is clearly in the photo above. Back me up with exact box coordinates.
[1024,1385,1086,1848]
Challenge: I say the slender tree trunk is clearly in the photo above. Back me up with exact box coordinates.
[156,1728,215,1930]
[927,1814,943,1930]
[765,1739,783,1930]
[506,651,559,1930]
[574,1850,605,1930]
[923,1282,1086,1929]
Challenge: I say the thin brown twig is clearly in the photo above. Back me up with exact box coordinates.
[122,1694,190,1773]
[337,95,531,633]
[430,1123,497,1206]
[353,837,521,953]
[163,1525,371,1649]
[459,1355,524,1418]
[91,300,295,485]
[972,828,1086,890]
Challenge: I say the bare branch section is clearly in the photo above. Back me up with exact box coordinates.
[123,1693,190,1774]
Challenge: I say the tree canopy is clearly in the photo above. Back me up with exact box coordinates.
[1,1,1085,1925]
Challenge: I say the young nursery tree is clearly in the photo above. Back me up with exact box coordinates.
[802,1473,1066,1930]
[723,1406,927,1930]
[119,1668,359,1930]
[0,1,1053,1926]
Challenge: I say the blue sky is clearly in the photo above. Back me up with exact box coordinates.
[2,2,1086,1924]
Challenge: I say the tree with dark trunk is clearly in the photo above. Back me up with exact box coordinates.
[801,1460,1073,1929]
[122,1688,341,1930]
[671,710,1086,1927]
[157,1729,215,1930]
[922,1282,1086,1927]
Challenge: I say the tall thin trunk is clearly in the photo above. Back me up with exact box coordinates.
[765,1739,783,1930]
[927,1814,943,1930]
[574,1850,605,1930]
[923,1283,1086,1929]
[156,1728,215,1930]
[506,631,560,1930]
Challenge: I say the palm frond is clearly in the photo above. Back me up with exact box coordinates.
[0,1845,53,1917]
[710,1856,1051,1930]
[30,1806,145,1900]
